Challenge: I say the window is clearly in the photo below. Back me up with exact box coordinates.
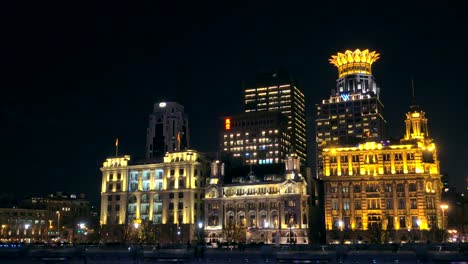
[384,184,392,192]
[115,195,120,201]
[343,199,350,211]
[169,203,174,210]
[178,202,183,210]
[426,197,435,209]
[107,205,112,212]
[353,185,361,193]
[108,184,113,192]
[169,193,174,199]
[170,169,175,176]
[354,200,361,210]
[410,198,417,209]
[115,205,120,211]
[355,217,362,229]
[116,183,121,191]
[397,183,404,192]
[387,216,394,229]
[179,169,184,176]
[409,183,417,192]
[342,186,349,193]
[178,179,185,189]
[107,196,112,201]
[366,184,379,192]
[178,192,184,198]
[398,198,406,209]
[386,199,393,209]
[412,216,419,228]
[332,199,339,210]
[400,216,406,228]
[117,173,122,180]
[368,199,380,209]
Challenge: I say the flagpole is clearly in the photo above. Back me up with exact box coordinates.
[115,138,119,156]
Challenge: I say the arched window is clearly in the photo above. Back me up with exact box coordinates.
[248,211,256,228]
[260,211,268,228]
[270,210,278,228]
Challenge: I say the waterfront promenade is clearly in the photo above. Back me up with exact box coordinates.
[2,243,468,263]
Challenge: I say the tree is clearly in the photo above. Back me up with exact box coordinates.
[368,223,388,244]
[222,223,245,243]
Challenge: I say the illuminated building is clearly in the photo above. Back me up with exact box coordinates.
[100,149,209,243]
[244,71,307,164]
[0,208,49,243]
[21,192,95,242]
[146,101,189,159]
[321,99,442,243]
[315,49,387,177]
[203,153,309,244]
[221,111,291,166]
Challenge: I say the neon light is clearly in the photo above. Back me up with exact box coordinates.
[225,118,231,130]
[340,93,350,101]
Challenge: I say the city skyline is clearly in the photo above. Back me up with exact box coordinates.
[2,2,467,205]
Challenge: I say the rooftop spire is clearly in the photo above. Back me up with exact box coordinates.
[410,78,420,111]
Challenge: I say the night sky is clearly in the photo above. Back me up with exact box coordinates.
[2,2,467,206]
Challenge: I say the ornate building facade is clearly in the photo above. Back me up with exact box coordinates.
[204,153,309,244]
[100,150,209,243]
[321,100,442,243]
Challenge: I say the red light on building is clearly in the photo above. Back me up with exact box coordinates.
[225,118,231,130]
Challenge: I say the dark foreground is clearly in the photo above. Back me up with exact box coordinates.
[2,243,468,263]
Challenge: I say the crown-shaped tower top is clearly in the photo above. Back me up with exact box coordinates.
[329,49,380,78]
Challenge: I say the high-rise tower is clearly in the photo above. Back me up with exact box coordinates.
[146,101,189,159]
[244,71,307,165]
[315,49,387,177]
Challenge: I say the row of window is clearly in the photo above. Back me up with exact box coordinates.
[331,197,435,210]
[329,183,420,193]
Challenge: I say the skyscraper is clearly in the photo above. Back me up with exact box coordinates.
[221,111,291,166]
[315,49,387,177]
[146,102,189,159]
[244,71,307,165]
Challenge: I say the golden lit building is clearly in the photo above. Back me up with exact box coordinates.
[204,153,309,244]
[100,149,209,243]
[321,99,442,243]
[316,49,387,178]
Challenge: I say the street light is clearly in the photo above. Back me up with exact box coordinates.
[416,219,422,242]
[198,222,203,243]
[288,211,294,246]
[24,224,30,236]
[441,204,449,242]
[56,211,61,239]
[338,220,344,244]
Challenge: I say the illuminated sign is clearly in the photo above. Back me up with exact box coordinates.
[159,102,166,108]
[225,118,231,130]
[340,93,350,101]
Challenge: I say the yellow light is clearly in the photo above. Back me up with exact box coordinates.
[225,118,231,130]
[412,112,420,118]
[440,204,448,210]
[329,49,380,78]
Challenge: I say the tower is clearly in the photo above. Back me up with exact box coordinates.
[243,71,307,165]
[146,102,189,159]
[315,49,387,177]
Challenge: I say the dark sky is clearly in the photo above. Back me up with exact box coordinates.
[2,1,467,205]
